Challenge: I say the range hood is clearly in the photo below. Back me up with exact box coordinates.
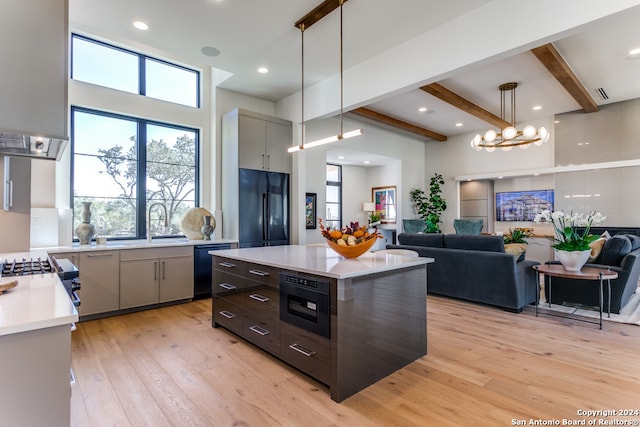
[0,131,68,161]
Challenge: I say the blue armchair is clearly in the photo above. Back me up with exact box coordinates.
[454,219,483,235]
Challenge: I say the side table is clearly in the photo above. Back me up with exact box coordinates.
[532,264,618,329]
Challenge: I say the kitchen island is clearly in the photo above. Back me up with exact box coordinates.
[211,245,432,402]
[0,251,78,427]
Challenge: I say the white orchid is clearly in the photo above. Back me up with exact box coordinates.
[534,209,606,251]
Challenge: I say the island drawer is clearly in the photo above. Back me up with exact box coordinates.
[240,287,278,313]
[213,297,244,335]
[280,322,331,385]
[213,256,248,277]
[243,314,279,355]
[212,270,248,296]
[245,263,279,287]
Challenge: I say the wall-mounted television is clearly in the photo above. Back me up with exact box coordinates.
[495,189,554,222]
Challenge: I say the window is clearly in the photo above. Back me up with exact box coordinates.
[71,107,198,241]
[71,34,200,107]
[326,164,342,230]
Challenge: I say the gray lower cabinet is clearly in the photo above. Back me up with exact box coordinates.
[52,250,120,317]
[79,251,120,316]
[120,246,193,309]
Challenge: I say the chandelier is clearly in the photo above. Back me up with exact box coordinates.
[288,0,363,153]
[470,82,549,152]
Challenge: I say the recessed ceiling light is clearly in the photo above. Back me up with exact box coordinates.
[133,21,148,31]
[201,46,220,57]
[497,176,503,179]
[258,67,269,74]
[455,122,463,127]
[363,160,370,164]
[629,48,640,56]
[418,107,428,113]
[554,120,560,123]
[532,105,542,111]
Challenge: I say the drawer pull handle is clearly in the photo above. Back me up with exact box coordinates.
[219,262,236,268]
[249,269,269,277]
[219,310,236,319]
[249,293,269,302]
[289,343,316,357]
[87,252,114,257]
[249,325,270,336]
[219,283,236,290]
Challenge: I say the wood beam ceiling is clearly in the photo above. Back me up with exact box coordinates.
[531,43,598,113]
[420,83,511,129]
[350,107,447,141]
[295,0,347,30]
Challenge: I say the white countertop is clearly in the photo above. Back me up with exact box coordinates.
[44,238,237,254]
[210,245,433,279]
[0,271,78,337]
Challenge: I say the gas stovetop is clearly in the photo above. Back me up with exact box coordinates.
[1,258,53,277]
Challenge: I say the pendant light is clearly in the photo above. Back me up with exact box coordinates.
[470,82,549,152]
[288,0,363,153]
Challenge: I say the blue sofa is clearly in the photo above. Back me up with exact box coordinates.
[387,233,540,312]
[544,233,640,313]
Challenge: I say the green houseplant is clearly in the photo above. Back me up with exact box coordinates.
[409,173,447,233]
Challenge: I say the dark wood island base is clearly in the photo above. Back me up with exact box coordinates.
[211,246,430,402]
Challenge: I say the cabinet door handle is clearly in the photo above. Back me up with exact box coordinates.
[262,153,265,169]
[289,343,316,357]
[219,310,236,319]
[266,154,270,170]
[219,282,236,290]
[249,269,269,277]
[249,293,269,302]
[6,179,13,210]
[219,262,236,268]
[154,261,158,280]
[249,325,270,336]
[162,260,166,280]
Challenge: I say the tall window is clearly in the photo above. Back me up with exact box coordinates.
[71,107,198,241]
[71,34,200,108]
[326,164,342,230]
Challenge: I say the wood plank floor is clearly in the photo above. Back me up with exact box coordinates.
[71,296,640,426]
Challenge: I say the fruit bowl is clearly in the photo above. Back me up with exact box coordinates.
[324,236,377,258]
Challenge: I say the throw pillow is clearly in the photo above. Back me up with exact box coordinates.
[627,234,640,251]
[504,243,527,262]
[597,234,632,266]
[588,237,607,262]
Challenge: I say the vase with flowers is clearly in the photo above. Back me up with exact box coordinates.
[534,209,606,271]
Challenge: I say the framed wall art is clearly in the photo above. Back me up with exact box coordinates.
[305,192,317,229]
[372,186,397,224]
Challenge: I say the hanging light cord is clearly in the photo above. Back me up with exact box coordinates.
[338,0,344,139]
[299,24,305,150]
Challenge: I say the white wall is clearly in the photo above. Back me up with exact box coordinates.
[296,115,425,244]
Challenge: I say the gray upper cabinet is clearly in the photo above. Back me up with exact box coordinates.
[1,157,30,214]
[224,108,292,174]
[0,0,67,137]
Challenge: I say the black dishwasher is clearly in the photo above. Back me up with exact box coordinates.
[194,244,232,299]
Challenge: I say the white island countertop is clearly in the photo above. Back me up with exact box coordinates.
[0,250,78,337]
[210,245,433,279]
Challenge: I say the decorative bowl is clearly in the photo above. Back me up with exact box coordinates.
[324,236,377,258]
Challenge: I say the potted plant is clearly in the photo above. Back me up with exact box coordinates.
[503,228,530,262]
[534,210,606,271]
[409,173,447,233]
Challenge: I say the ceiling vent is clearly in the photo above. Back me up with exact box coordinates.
[594,87,609,101]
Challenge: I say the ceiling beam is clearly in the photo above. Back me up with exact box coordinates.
[531,43,598,113]
[295,0,347,30]
[420,83,511,129]
[351,107,448,141]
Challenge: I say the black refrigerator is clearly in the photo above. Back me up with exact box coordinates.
[239,168,289,248]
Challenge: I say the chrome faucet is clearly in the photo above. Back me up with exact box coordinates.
[147,202,168,243]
